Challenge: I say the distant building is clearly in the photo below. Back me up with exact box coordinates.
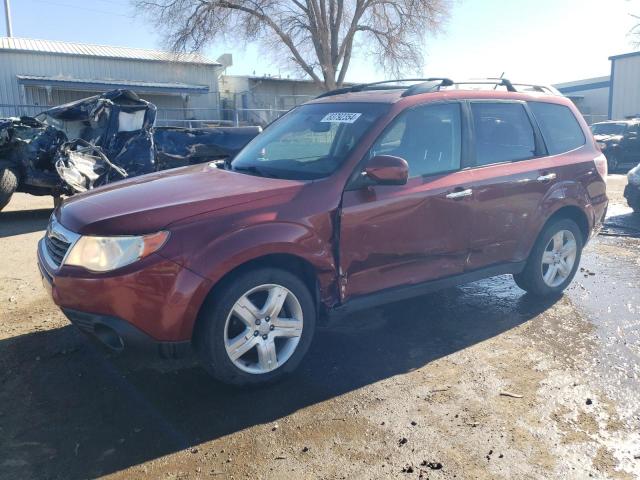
[554,76,610,125]
[220,75,326,125]
[609,51,640,121]
[0,37,231,125]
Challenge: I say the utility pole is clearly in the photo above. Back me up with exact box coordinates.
[3,0,12,37]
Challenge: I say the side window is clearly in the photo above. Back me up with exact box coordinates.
[529,102,586,155]
[371,103,461,177]
[471,102,536,165]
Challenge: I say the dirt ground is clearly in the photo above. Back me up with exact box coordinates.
[1,175,639,480]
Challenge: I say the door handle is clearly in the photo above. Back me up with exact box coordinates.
[445,188,473,199]
[537,172,557,182]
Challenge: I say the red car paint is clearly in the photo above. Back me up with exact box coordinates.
[38,88,608,344]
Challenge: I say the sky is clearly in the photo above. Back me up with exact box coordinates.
[3,0,640,85]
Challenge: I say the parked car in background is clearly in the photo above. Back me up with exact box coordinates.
[625,163,640,213]
[38,78,608,386]
[0,90,260,211]
[592,119,640,172]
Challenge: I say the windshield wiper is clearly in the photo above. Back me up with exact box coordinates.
[232,164,281,178]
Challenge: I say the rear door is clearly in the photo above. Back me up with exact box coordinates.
[465,100,589,271]
[339,102,474,301]
[464,100,551,270]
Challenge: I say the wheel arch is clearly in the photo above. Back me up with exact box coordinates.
[545,205,590,244]
[191,253,324,344]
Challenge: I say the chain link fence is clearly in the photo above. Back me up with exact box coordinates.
[582,114,609,125]
[0,103,291,128]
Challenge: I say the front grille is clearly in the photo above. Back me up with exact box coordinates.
[45,234,71,267]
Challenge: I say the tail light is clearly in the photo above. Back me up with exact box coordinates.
[594,153,608,179]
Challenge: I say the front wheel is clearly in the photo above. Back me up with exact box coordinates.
[195,268,316,387]
[514,218,583,296]
[0,163,19,212]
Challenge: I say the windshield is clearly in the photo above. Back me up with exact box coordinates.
[591,123,627,136]
[231,102,390,180]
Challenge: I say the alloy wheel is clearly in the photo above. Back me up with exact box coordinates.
[541,229,577,288]
[224,284,304,374]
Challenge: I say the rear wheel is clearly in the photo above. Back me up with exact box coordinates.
[606,153,619,172]
[195,268,316,387]
[0,163,19,212]
[514,218,583,296]
[628,193,640,214]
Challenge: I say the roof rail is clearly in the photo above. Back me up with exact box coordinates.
[316,78,454,99]
[401,78,454,97]
[447,79,563,96]
[450,78,517,92]
[510,83,562,95]
[315,77,563,99]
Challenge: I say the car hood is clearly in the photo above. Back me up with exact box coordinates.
[57,163,304,235]
[594,134,623,143]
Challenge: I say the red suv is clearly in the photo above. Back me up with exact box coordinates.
[38,78,608,386]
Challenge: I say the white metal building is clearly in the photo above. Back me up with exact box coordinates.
[0,37,228,125]
[219,75,324,125]
[609,51,640,120]
[553,76,610,125]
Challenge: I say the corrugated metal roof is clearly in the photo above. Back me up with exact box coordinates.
[0,37,221,65]
[609,51,640,61]
[17,75,209,94]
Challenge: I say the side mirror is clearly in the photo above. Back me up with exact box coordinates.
[362,155,409,186]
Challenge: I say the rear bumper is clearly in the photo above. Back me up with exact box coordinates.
[62,308,190,358]
[625,183,640,208]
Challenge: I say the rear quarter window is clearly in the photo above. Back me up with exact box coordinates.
[529,102,586,155]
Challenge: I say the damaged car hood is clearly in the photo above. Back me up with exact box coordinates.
[57,163,304,235]
[594,134,623,143]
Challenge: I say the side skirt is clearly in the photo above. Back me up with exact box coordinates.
[327,261,526,322]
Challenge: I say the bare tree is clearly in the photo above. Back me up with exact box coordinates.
[135,0,451,90]
[631,13,640,47]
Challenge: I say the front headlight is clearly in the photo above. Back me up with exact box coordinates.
[64,231,169,272]
[628,165,640,187]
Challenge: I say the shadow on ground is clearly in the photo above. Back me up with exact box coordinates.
[601,199,640,238]
[0,276,559,479]
[0,208,52,238]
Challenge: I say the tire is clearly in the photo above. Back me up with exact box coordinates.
[513,218,584,297]
[0,163,19,212]
[606,153,619,173]
[195,267,316,387]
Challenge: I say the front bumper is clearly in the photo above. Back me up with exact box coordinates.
[37,235,212,355]
[62,308,190,358]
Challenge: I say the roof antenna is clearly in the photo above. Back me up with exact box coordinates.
[493,72,505,90]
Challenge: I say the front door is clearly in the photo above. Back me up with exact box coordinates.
[622,124,640,166]
[339,102,473,301]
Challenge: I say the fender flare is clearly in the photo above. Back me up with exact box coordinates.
[517,181,592,260]
[173,219,337,299]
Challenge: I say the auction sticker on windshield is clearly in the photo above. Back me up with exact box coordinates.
[320,112,362,123]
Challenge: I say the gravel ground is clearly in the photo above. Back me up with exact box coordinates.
[0,175,639,480]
